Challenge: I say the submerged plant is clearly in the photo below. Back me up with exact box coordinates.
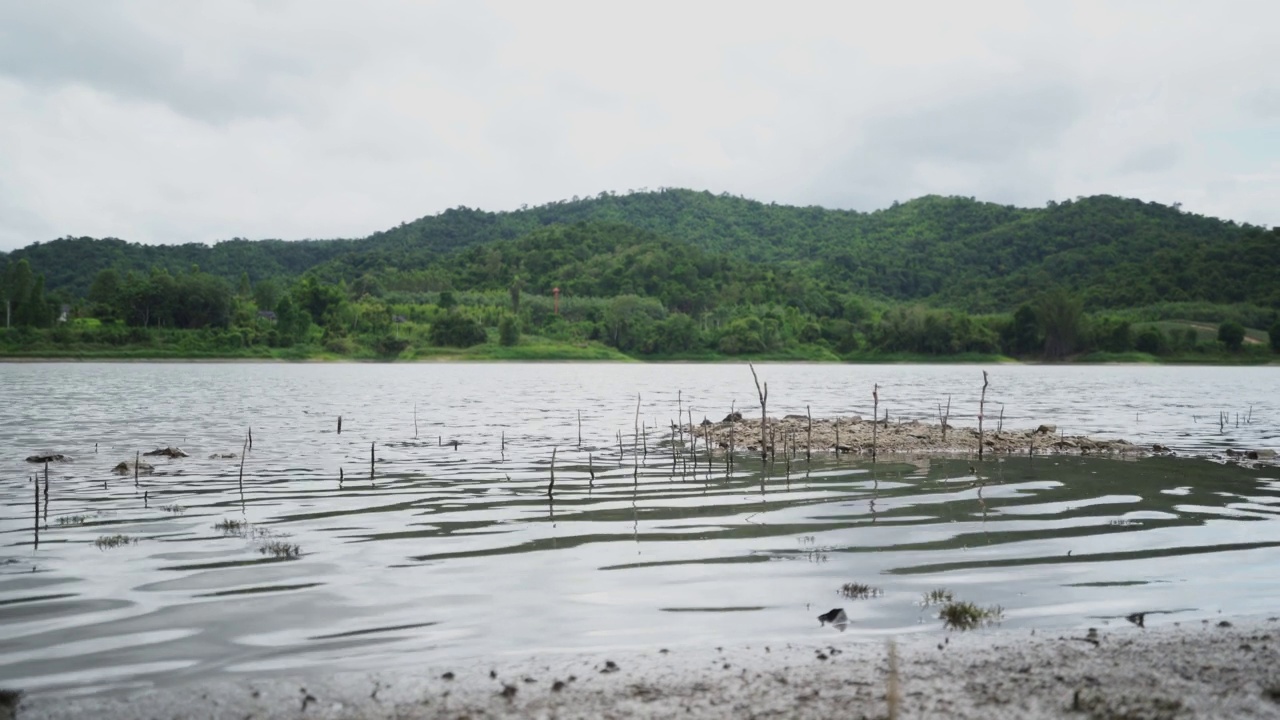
[95,534,137,550]
[258,541,301,560]
[57,514,91,526]
[938,600,1003,631]
[161,504,186,515]
[839,582,884,600]
[920,588,955,606]
[214,518,247,536]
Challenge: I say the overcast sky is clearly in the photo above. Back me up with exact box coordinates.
[1,0,1276,250]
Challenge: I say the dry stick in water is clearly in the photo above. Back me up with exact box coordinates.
[339,466,344,486]
[369,442,376,482]
[834,420,840,458]
[635,395,642,456]
[938,395,951,443]
[806,405,813,462]
[588,452,595,487]
[677,390,684,451]
[642,423,648,458]
[43,461,49,525]
[144,490,149,508]
[338,416,343,435]
[997,404,1005,434]
[577,410,582,447]
[134,451,140,489]
[978,370,990,460]
[414,404,419,439]
[249,427,253,451]
[688,408,697,475]
[33,477,39,550]
[748,363,768,466]
[872,384,880,462]
[237,438,248,499]
[548,447,557,497]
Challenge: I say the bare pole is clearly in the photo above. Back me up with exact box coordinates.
[548,447,557,497]
[938,395,951,443]
[834,420,840,458]
[33,476,39,549]
[978,371,990,460]
[134,451,140,489]
[635,395,641,457]
[414,404,419,439]
[237,436,247,507]
[370,441,375,482]
[872,384,879,462]
[338,416,343,435]
[749,363,768,466]
[688,408,697,474]
[806,405,812,462]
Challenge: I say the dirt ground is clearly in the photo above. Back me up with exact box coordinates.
[16,617,1280,719]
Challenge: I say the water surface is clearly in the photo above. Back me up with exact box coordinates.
[2,362,1278,696]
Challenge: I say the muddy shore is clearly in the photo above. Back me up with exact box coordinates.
[14,617,1280,719]
[685,414,1140,458]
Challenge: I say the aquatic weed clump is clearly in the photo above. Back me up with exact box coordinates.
[95,534,137,550]
[258,541,301,560]
[938,600,1003,630]
[214,518,247,536]
[161,504,186,515]
[57,514,91,526]
[920,588,954,606]
[839,582,883,600]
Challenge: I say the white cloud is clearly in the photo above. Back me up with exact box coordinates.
[1,0,1276,250]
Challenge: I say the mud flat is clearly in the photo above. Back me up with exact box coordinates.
[688,415,1139,458]
[14,617,1280,719]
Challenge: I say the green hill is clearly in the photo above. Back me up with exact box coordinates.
[3,189,1277,313]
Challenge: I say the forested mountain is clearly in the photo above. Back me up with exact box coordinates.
[2,189,1276,312]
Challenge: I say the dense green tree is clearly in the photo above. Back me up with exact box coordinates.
[1270,319,1280,353]
[1134,327,1166,355]
[1217,321,1246,351]
[1034,289,1083,359]
[430,311,486,347]
[498,313,520,346]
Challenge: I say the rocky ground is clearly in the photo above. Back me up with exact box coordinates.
[685,414,1139,459]
[13,617,1280,719]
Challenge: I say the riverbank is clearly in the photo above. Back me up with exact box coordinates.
[688,414,1140,458]
[14,617,1280,719]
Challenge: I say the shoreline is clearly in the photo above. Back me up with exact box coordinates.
[14,616,1280,719]
[2,355,1277,366]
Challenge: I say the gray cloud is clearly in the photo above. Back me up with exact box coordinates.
[0,0,1276,251]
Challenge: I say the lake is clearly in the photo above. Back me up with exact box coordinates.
[2,362,1278,697]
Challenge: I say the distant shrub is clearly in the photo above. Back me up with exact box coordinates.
[430,312,487,348]
[1218,321,1245,351]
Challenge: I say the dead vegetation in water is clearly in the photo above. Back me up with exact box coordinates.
[258,541,301,560]
[214,518,247,536]
[839,582,884,600]
[938,600,1004,631]
[160,504,185,515]
[57,514,91,526]
[94,534,137,550]
[920,588,955,606]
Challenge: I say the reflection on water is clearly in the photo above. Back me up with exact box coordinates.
[1,363,1278,697]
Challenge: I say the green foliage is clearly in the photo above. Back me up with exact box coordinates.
[429,311,486,347]
[497,313,520,346]
[1133,326,1166,355]
[1034,288,1084,359]
[1218,321,1246,351]
[1271,319,1280,353]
